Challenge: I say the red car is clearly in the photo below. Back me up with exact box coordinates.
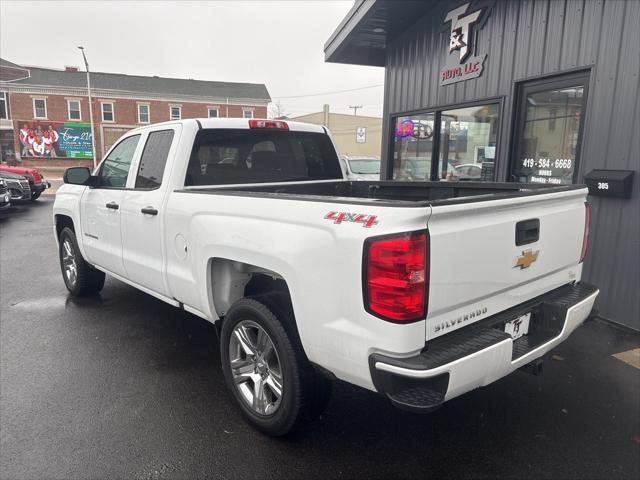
[0,165,49,200]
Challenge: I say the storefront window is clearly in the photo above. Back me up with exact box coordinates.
[392,113,435,181]
[439,104,499,182]
[391,103,500,182]
[511,74,588,184]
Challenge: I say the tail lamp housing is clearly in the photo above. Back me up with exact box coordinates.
[580,202,591,263]
[248,119,289,130]
[363,230,429,322]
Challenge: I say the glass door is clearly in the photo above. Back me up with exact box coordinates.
[511,72,589,185]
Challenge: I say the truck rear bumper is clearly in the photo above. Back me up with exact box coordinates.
[369,282,598,413]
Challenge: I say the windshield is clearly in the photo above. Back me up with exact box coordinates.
[347,158,380,174]
[186,129,343,186]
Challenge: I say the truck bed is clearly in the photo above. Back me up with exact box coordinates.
[178,180,582,207]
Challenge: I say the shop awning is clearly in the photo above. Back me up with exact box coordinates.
[324,0,437,67]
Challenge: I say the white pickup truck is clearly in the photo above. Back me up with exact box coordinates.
[54,118,598,436]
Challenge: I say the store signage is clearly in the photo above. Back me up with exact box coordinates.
[520,157,573,185]
[356,126,366,143]
[394,119,433,140]
[16,121,93,159]
[440,2,486,86]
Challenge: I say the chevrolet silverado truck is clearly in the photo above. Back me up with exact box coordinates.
[53,118,598,436]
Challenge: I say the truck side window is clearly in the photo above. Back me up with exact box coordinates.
[135,130,175,189]
[97,134,141,188]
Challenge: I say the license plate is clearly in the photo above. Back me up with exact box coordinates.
[505,313,531,340]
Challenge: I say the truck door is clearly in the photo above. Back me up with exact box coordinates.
[121,127,179,296]
[81,134,142,277]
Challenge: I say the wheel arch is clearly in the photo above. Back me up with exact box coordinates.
[54,213,75,239]
[208,257,307,361]
[53,209,89,261]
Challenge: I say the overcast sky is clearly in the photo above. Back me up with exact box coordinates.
[0,0,385,118]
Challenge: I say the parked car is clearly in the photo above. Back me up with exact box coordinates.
[0,178,11,211]
[0,165,49,200]
[0,172,31,202]
[340,155,381,181]
[54,118,598,436]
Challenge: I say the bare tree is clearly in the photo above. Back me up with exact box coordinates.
[268,100,288,119]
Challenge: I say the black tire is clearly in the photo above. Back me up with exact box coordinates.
[58,227,105,296]
[31,192,41,201]
[220,297,332,436]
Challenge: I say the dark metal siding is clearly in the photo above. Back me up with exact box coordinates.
[382,0,640,329]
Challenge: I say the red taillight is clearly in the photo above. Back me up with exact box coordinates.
[580,202,591,262]
[248,119,289,130]
[364,231,428,322]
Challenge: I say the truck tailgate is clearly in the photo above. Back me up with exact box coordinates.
[426,188,588,340]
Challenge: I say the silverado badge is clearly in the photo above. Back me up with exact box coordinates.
[514,249,539,269]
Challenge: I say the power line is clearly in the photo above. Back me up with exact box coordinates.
[272,84,383,99]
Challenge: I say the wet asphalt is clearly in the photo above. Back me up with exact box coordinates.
[1,197,639,480]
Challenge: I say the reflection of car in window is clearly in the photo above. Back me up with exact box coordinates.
[454,163,482,181]
[394,158,430,181]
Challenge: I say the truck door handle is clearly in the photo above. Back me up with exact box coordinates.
[105,202,119,210]
[141,206,158,216]
[515,219,540,246]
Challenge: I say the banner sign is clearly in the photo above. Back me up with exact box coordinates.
[15,121,93,159]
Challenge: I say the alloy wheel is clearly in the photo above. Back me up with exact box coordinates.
[229,320,283,415]
[62,238,78,287]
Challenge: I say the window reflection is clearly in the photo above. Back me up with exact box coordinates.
[513,85,584,185]
[391,103,499,182]
[392,113,434,181]
[438,104,500,182]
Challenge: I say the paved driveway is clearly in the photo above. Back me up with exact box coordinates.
[1,198,639,479]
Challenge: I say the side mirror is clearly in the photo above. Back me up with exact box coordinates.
[63,167,93,186]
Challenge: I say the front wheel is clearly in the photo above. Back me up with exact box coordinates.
[31,192,41,201]
[220,297,331,436]
[58,227,105,296]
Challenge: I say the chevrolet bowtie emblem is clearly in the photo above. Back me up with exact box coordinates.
[514,249,539,269]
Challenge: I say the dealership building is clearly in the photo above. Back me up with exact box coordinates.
[326,0,639,329]
[0,58,270,167]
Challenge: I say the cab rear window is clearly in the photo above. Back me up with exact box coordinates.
[185,129,342,186]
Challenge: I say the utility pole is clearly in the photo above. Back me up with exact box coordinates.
[78,46,97,169]
[349,105,362,116]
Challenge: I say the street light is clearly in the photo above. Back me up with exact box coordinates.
[78,46,97,169]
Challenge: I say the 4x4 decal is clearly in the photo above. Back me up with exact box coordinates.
[324,211,379,228]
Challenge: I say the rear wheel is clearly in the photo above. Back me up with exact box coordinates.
[220,297,332,436]
[58,227,105,296]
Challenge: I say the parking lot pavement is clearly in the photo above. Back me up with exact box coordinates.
[1,197,639,480]
[43,177,63,196]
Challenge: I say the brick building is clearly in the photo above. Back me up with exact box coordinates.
[0,58,270,167]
